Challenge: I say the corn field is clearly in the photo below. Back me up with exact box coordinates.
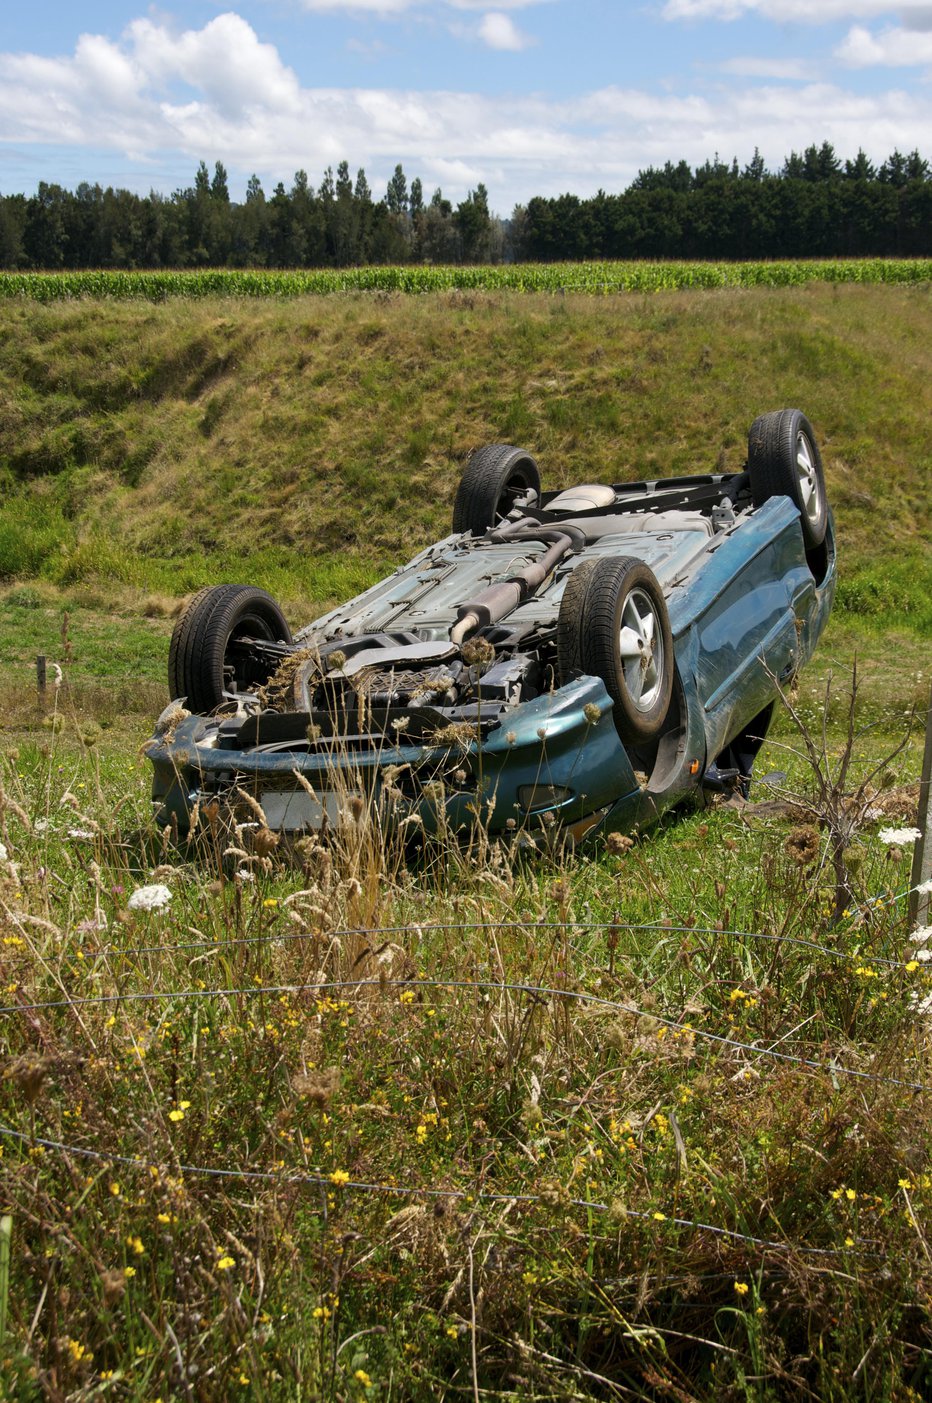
[1,258,931,300]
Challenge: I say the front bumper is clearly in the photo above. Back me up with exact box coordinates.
[147,675,651,844]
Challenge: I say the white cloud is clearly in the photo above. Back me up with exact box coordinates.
[664,0,932,21]
[478,12,534,47]
[0,14,930,205]
[836,22,932,63]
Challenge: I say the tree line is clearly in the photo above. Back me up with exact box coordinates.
[1,143,929,269]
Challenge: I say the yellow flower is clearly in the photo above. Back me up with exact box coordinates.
[399,989,415,1004]
[238,1374,250,1385]
[845,1237,855,1247]
[216,1255,235,1271]
[899,1178,913,1190]
[263,897,278,908]
[652,1212,666,1222]
[446,1325,459,1339]
[124,1266,136,1278]
[845,1188,857,1201]
[109,1181,121,1196]
[329,1169,350,1186]
[157,1213,172,1225]
[126,1235,145,1255]
[905,961,920,973]
[354,1369,372,1387]
[168,1109,185,1122]
[734,1281,749,1296]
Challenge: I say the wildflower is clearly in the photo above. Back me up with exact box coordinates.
[329,1169,350,1186]
[124,1266,136,1278]
[446,1325,459,1339]
[916,949,932,964]
[845,1236,855,1247]
[216,1255,235,1271]
[239,1374,250,1385]
[0,842,7,861]
[109,1181,121,1196]
[878,826,921,846]
[67,827,96,841]
[168,1108,185,1122]
[126,1235,145,1255]
[652,1212,666,1222]
[905,961,920,973]
[734,1281,749,1296]
[67,1338,92,1363]
[263,897,279,908]
[846,1188,857,1201]
[909,926,932,944]
[128,883,172,912]
[354,1370,372,1387]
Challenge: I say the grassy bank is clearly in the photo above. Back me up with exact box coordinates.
[0,284,930,641]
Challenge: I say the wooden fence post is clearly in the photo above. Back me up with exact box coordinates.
[36,655,47,712]
[909,679,932,932]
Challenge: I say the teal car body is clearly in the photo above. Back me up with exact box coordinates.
[148,430,835,846]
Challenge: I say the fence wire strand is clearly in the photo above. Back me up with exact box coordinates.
[1,975,927,1092]
[0,1122,854,1259]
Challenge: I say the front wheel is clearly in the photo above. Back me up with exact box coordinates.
[557,556,673,744]
[748,408,827,550]
[168,584,293,714]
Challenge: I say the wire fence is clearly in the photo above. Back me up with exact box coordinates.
[0,1123,863,1260]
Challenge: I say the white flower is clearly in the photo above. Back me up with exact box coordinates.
[128,883,172,912]
[878,826,922,846]
[914,947,932,963]
[0,842,7,861]
[916,879,932,896]
[909,926,932,945]
[911,992,932,1016]
[34,819,51,834]
[236,868,255,882]
[68,827,96,840]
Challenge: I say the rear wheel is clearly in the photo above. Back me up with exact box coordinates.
[748,408,827,550]
[452,444,541,535]
[557,556,673,744]
[168,584,293,714]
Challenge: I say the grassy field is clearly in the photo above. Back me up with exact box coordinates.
[0,283,931,1400]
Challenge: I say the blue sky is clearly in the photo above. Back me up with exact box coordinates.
[1,0,930,210]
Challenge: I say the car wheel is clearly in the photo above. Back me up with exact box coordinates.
[558,556,673,744]
[168,584,293,714]
[452,444,541,535]
[747,408,827,550]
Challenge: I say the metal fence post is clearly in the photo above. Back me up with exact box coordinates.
[909,679,932,932]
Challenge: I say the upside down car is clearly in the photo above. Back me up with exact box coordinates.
[147,407,835,845]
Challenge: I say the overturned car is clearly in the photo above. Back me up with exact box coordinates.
[147,408,835,845]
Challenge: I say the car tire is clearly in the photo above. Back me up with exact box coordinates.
[168,584,293,714]
[555,560,597,680]
[452,444,541,535]
[747,408,827,550]
[558,556,673,744]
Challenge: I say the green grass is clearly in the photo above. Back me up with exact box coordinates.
[0,280,930,1398]
[0,659,929,1400]
[0,284,929,644]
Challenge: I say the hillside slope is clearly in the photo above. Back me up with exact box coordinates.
[0,284,929,630]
